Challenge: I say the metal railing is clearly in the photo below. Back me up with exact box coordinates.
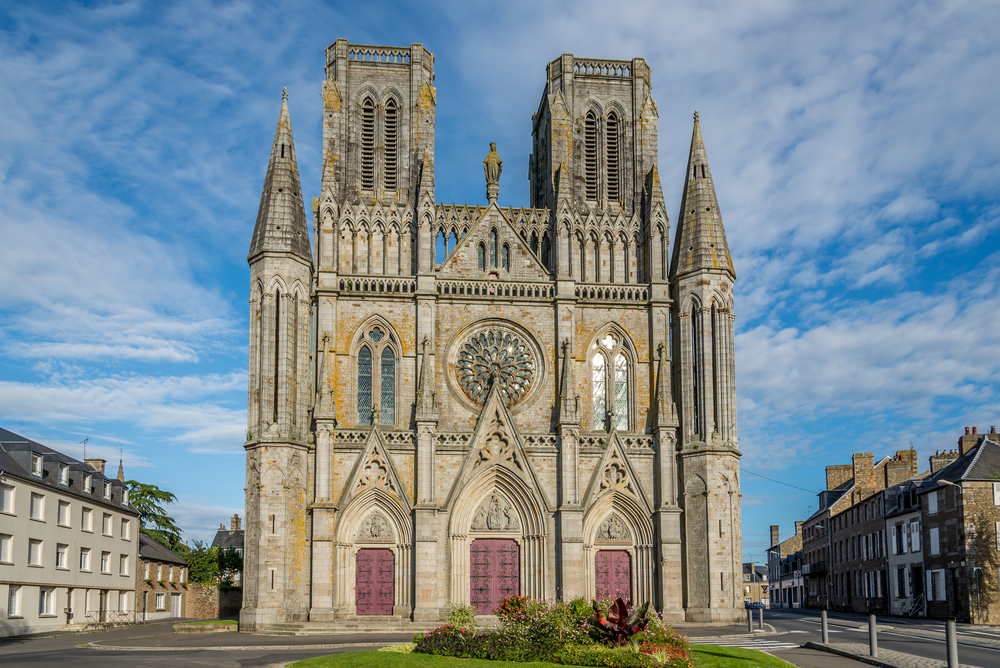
[85,609,140,628]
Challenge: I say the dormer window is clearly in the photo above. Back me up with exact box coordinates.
[123,489,130,506]
[83,474,92,494]
[31,454,42,476]
[103,481,111,499]
[58,464,68,486]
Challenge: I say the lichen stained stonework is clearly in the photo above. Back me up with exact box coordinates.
[456,329,534,405]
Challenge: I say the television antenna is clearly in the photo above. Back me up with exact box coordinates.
[80,438,89,460]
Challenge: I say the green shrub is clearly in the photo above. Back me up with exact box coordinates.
[554,643,657,667]
[494,596,593,646]
[446,603,478,633]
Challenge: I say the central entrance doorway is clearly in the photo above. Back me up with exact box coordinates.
[470,538,520,614]
[595,550,631,602]
[356,548,394,615]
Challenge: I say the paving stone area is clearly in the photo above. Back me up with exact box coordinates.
[808,641,975,668]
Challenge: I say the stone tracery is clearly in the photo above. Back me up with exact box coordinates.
[456,329,534,405]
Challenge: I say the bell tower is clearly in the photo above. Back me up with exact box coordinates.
[243,90,314,629]
[671,112,742,622]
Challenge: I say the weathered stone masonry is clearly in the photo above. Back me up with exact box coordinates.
[242,40,743,629]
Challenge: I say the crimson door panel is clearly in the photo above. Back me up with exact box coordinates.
[356,548,394,615]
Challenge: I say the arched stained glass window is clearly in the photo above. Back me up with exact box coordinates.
[380,347,395,425]
[614,354,628,431]
[478,243,486,270]
[592,332,631,432]
[501,244,510,271]
[592,353,606,430]
[489,229,497,267]
[358,346,373,424]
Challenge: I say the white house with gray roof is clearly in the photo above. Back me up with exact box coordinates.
[0,427,139,636]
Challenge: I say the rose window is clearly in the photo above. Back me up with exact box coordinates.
[456,329,535,405]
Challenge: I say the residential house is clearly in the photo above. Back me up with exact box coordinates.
[211,514,244,586]
[136,534,188,620]
[0,428,139,636]
[917,427,1000,623]
[767,523,803,609]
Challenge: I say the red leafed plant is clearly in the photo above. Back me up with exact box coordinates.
[591,596,649,645]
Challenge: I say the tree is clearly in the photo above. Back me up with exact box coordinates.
[125,479,182,549]
[182,540,219,583]
[218,546,244,586]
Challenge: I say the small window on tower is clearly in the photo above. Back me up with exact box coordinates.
[606,112,620,201]
[477,243,486,270]
[501,244,510,271]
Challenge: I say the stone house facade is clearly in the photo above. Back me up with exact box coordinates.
[135,534,188,620]
[884,478,928,617]
[767,523,803,609]
[918,428,1000,624]
[241,40,743,630]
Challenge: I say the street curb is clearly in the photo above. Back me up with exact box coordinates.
[87,640,394,652]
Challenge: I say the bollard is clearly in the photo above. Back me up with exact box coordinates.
[758,606,763,630]
[747,609,753,633]
[869,614,878,658]
[946,621,958,668]
[821,609,829,644]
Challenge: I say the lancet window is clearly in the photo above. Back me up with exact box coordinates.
[584,111,598,201]
[591,331,631,431]
[360,97,376,191]
[355,323,398,426]
[606,112,621,202]
[384,99,398,191]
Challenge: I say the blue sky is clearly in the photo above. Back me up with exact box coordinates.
[0,0,998,555]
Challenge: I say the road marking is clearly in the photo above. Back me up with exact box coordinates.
[691,639,801,650]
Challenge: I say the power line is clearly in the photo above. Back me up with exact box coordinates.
[742,468,819,494]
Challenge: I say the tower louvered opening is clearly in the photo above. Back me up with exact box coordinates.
[361,98,376,191]
[384,99,398,191]
[584,112,598,201]
[606,113,620,202]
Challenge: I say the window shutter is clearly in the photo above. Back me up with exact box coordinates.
[926,570,934,601]
[995,522,1000,551]
[930,527,940,555]
[903,524,910,553]
[937,571,946,600]
[994,482,1000,506]
[904,567,911,597]
[928,491,938,514]
[893,569,899,597]
[891,526,897,554]
[911,523,920,552]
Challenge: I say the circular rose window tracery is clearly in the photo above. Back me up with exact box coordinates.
[456,329,535,405]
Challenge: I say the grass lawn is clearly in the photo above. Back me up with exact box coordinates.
[188,619,239,625]
[289,645,796,668]
[690,645,795,668]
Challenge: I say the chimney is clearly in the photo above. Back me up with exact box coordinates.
[219,523,225,530]
[852,452,876,495]
[826,464,853,490]
[794,520,804,536]
[973,426,978,434]
[84,458,106,475]
[930,449,960,473]
[958,428,981,455]
[770,525,780,547]
[231,514,241,531]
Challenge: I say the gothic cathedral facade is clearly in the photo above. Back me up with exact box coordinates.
[242,40,742,628]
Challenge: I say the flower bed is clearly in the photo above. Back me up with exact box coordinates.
[413,597,693,668]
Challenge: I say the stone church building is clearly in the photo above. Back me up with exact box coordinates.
[242,39,742,629]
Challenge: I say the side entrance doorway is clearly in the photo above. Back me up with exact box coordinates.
[595,550,631,602]
[470,538,520,614]
[356,548,394,615]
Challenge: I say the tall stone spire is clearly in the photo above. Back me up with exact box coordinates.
[248,88,312,263]
[670,112,735,281]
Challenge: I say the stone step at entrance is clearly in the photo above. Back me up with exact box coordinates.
[259,621,442,636]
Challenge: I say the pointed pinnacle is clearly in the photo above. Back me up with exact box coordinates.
[282,87,288,101]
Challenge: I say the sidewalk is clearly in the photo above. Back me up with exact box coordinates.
[805,641,976,668]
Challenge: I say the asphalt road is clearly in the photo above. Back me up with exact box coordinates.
[762,608,1000,668]
[0,622,412,668]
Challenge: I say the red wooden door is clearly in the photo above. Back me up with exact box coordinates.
[470,538,520,614]
[356,548,394,615]
[595,550,631,603]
